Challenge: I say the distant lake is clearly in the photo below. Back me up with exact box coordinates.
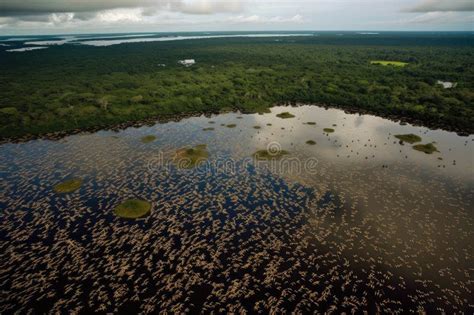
[1,105,472,313]
[3,33,315,51]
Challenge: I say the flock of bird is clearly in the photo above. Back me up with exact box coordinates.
[0,106,472,313]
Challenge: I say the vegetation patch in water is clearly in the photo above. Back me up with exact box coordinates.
[395,134,422,144]
[276,112,295,119]
[114,199,151,219]
[413,143,439,154]
[253,126,261,129]
[226,124,237,128]
[257,108,271,115]
[305,122,317,125]
[253,149,289,160]
[54,178,83,194]
[203,127,214,131]
[219,107,233,113]
[141,135,157,143]
[174,144,209,168]
[306,140,317,145]
[371,60,408,67]
[323,128,335,133]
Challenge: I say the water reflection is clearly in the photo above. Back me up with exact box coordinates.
[250,106,473,179]
[0,105,472,313]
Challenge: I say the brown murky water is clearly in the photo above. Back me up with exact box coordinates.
[1,105,473,313]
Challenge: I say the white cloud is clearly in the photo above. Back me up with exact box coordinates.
[0,0,472,34]
[96,9,145,23]
[0,0,253,31]
[172,0,244,15]
[226,14,304,24]
[49,13,75,25]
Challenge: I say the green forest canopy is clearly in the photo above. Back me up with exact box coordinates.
[0,33,473,138]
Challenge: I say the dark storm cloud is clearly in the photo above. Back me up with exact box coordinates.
[0,0,169,15]
[407,0,474,12]
[0,0,243,17]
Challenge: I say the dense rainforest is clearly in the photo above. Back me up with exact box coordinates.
[0,32,473,139]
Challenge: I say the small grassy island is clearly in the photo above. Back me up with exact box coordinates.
[114,199,151,219]
[141,135,157,143]
[53,178,83,194]
[371,60,408,67]
[323,128,335,133]
[174,144,209,168]
[395,134,422,144]
[226,124,237,128]
[253,126,261,129]
[253,149,289,160]
[276,112,295,119]
[306,140,317,145]
[219,107,233,113]
[413,143,439,154]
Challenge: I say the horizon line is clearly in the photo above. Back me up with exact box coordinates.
[1,29,473,37]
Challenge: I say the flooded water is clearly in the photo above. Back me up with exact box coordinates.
[2,33,313,51]
[5,46,49,52]
[75,34,313,47]
[1,105,473,313]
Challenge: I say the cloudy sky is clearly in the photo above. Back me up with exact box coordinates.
[0,0,472,34]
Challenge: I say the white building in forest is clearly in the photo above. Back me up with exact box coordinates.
[178,59,196,67]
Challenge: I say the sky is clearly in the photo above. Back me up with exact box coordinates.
[0,0,472,35]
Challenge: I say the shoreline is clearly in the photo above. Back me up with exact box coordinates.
[0,103,471,145]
